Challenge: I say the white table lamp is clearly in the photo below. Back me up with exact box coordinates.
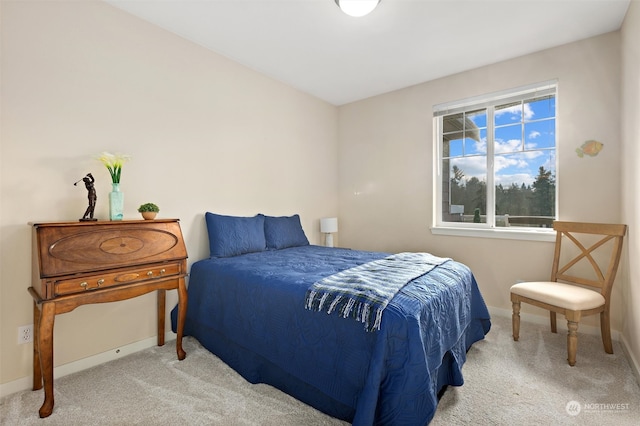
[320,217,338,247]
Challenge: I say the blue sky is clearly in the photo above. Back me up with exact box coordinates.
[447,96,556,187]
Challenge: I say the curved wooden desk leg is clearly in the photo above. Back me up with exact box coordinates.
[157,289,166,346]
[38,302,56,418]
[176,277,187,361]
[32,301,43,391]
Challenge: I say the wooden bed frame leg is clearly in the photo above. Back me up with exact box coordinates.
[512,300,521,341]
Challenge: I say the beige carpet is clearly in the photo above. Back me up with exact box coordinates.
[1,315,639,425]
[432,316,640,425]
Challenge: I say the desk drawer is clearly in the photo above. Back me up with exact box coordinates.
[54,263,182,296]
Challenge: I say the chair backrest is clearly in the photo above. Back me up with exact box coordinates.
[551,221,627,298]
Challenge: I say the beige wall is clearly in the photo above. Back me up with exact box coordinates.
[338,33,624,331]
[0,1,338,387]
[621,0,640,376]
[2,0,639,395]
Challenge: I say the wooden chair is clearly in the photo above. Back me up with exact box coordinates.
[510,221,627,366]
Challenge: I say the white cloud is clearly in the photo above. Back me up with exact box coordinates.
[451,156,487,181]
[495,138,522,154]
[495,103,534,121]
[474,139,487,154]
[495,173,536,187]
[495,154,527,173]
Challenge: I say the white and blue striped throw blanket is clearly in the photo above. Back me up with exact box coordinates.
[304,252,450,332]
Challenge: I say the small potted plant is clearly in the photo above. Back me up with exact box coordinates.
[137,202,160,220]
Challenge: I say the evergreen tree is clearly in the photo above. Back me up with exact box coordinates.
[473,208,481,223]
[531,166,555,216]
[450,165,465,207]
[465,177,485,213]
[446,165,555,224]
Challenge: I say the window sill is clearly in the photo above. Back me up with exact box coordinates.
[430,226,556,242]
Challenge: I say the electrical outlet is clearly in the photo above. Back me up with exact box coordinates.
[18,324,33,344]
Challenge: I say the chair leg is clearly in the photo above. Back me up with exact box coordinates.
[550,311,557,333]
[512,300,520,341]
[567,320,578,366]
[600,310,614,354]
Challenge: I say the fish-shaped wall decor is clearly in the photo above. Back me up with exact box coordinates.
[576,140,604,158]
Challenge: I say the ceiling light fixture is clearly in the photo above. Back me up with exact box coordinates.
[334,0,380,18]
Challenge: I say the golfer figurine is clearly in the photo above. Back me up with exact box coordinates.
[75,173,97,221]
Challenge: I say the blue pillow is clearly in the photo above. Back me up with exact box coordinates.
[205,212,266,258]
[264,214,310,250]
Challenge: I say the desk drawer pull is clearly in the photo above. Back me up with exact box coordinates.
[80,279,103,291]
[55,263,181,296]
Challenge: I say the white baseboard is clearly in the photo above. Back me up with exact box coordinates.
[4,310,639,399]
[619,333,640,387]
[0,331,176,399]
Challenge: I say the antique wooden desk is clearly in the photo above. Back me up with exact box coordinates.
[28,219,188,418]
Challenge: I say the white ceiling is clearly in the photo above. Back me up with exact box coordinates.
[105,0,631,106]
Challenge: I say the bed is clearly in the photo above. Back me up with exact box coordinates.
[171,213,491,425]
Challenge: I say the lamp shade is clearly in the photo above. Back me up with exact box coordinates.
[334,0,380,17]
[320,217,338,233]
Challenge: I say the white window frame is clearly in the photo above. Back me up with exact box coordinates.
[432,81,558,242]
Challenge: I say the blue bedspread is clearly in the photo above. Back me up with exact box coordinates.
[171,245,490,425]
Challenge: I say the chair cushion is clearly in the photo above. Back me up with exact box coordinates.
[510,281,605,311]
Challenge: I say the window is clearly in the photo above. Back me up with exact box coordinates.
[433,81,557,239]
